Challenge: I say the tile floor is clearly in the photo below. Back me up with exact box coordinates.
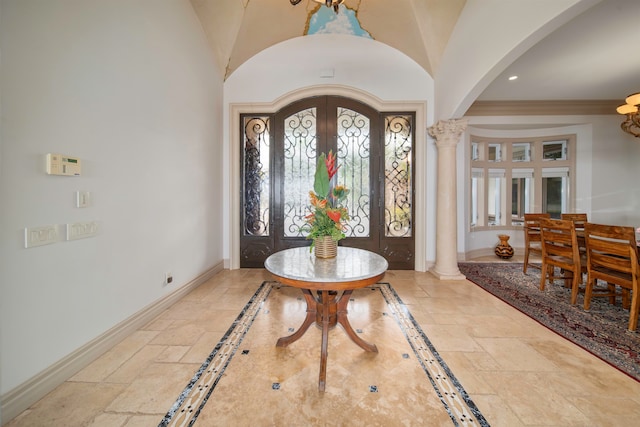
[5,262,640,426]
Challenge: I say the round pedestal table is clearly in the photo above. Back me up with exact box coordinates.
[264,246,388,391]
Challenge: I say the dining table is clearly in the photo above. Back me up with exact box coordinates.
[264,246,388,392]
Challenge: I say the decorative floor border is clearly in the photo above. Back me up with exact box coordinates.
[159,281,489,426]
[158,282,273,427]
[378,283,489,427]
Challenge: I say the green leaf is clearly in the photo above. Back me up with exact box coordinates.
[313,153,330,198]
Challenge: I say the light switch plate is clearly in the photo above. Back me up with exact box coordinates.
[76,191,91,208]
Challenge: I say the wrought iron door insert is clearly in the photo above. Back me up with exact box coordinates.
[240,96,415,269]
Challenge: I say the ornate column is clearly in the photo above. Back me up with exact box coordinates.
[428,119,467,280]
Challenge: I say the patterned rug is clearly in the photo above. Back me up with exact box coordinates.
[159,282,489,426]
[459,262,640,382]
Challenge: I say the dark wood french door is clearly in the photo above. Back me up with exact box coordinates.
[240,96,414,269]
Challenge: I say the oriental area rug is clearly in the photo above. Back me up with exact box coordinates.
[159,282,489,426]
[459,263,640,382]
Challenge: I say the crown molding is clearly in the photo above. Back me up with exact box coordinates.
[466,100,620,116]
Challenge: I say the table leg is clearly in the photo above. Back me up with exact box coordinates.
[276,289,317,348]
[276,287,378,392]
[318,290,332,392]
[336,290,378,353]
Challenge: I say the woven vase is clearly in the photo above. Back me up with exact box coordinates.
[494,234,514,259]
[314,236,338,259]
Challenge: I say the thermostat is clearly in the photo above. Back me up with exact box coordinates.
[46,153,81,176]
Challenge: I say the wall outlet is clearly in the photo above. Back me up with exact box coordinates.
[165,272,173,284]
[24,225,59,248]
[66,221,99,240]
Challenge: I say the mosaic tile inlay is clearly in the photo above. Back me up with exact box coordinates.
[378,283,489,426]
[159,281,489,426]
[159,282,272,426]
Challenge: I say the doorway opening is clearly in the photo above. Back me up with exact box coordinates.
[239,95,415,269]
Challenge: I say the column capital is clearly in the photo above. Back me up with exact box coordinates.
[428,119,468,148]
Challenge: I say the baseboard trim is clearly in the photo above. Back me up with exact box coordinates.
[1,262,224,425]
[464,247,523,261]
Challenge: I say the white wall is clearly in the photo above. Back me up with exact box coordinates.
[588,117,640,226]
[224,35,432,104]
[435,0,597,119]
[223,34,436,267]
[462,114,640,255]
[423,0,610,259]
[0,0,224,397]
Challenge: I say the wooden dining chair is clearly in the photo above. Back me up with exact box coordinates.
[561,213,588,229]
[539,218,586,305]
[583,223,640,332]
[523,213,551,273]
[562,213,589,254]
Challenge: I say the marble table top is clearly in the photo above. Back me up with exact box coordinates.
[264,246,388,283]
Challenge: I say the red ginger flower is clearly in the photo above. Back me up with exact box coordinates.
[305,151,349,248]
[325,150,339,180]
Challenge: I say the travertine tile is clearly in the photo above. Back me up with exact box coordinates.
[422,324,485,352]
[6,266,640,427]
[88,412,129,427]
[474,337,561,372]
[148,321,207,346]
[565,395,640,427]
[105,362,200,414]
[123,414,165,426]
[179,330,225,363]
[70,330,160,383]
[438,351,498,395]
[5,383,126,427]
[104,345,167,383]
[470,394,526,427]
[477,371,590,425]
[155,345,190,363]
[141,316,176,331]
[196,308,244,332]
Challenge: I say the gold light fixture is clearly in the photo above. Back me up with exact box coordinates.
[290,0,345,13]
[616,93,640,137]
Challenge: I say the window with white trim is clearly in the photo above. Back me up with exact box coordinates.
[470,135,575,228]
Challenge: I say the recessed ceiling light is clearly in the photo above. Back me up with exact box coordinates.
[508,75,518,81]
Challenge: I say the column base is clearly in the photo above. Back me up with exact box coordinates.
[429,268,466,281]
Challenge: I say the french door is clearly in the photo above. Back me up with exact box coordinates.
[240,96,414,269]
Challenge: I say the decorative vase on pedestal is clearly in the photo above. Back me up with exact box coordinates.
[314,236,338,259]
[495,234,514,259]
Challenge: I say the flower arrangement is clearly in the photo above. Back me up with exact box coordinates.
[304,151,350,249]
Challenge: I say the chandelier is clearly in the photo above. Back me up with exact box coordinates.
[616,93,640,137]
[290,0,345,13]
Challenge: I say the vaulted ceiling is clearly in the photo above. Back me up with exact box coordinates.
[189,0,465,80]
[477,0,639,103]
[190,0,639,108]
